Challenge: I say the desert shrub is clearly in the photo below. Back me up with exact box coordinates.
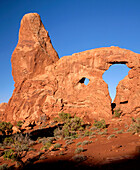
[72,155,87,162]
[53,117,60,123]
[113,128,119,131]
[113,108,122,118]
[0,163,8,170]
[75,147,84,154]
[127,117,140,134]
[3,137,14,146]
[83,130,92,137]
[2,133,34,149]
[38,137,55,146]
[90,127,97,131]
[61,116,83,137]
[132,117,135,122]
[65,139,74,146]
[116,129,124,134]
[98,129,108,135]
[76,142,82,147]
[3,144,29,164]
[89,135,96,139]
[3,149,16,161]
[0,122,13,135]
[53,143,61,149]
[40,137,56,151]
[82,140,92,146]
[93,119,106,129]
[53,114,85,138]
[16,121,24,128]
[13,133,34,146]
[58,112,71,122]
[41,142,52,151]
[46,137,55,143]
[107,134,115,140]
[53,127,62,138]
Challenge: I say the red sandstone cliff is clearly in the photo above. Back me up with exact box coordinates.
[1,13,140,125]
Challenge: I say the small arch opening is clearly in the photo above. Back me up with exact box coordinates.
[79,77,89,85]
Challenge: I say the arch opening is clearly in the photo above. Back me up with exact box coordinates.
[102,64,131,103]
[79,77,89,85]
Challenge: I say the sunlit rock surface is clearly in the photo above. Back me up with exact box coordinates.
[1,13,140,124]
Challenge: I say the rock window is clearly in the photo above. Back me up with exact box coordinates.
[102,64,130,102]
[79,77,89,85]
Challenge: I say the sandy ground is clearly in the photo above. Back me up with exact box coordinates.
[0,117,140,169]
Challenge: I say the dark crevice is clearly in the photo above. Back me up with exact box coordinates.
[29,124,63,141]
[120,101,128,104]
[108,61,128,64]
[111,103,116,114]
[79,77,86,83]
[79,77,89,85]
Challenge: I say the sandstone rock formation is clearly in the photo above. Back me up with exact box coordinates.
[11,13,59,84]
[1,13,140,124]
[0,103,7,121]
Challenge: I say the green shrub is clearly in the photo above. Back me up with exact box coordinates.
[3,137,14,146]
[0,122,13,135]
[3,149,16,161]
[39,137,55,146]
[16,121,24,128]
[53,143,61,149]
[113,108,122,118]
[3,144,29,164]
[13,133,34,146]
[89,135,96,139]
[93,119,106,129]
[53,127,62,138]
[41,142,52,150]
[75,147,84,154]
[98,129,108,135]
[90,127,97,131]
[59,112,71,122]
[116,129,124,134]
[82,140,92,146]
[62,116,83,137]
[76,142,82,147]
[113,128,119,131]
[53,114,85,138]
[83,130,92,137]
[107,134,115,140]
[53,117,60,123]
[127,117,140,134]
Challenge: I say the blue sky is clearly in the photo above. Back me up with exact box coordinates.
[0,0,140,103]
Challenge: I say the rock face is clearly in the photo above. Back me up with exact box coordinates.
[11,13,59,84]
[2,13,140,124]
[0,103,7,121]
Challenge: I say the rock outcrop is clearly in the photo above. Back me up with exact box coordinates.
[11,13,59,84]
[0,103,7,121]
[1,13,140,124]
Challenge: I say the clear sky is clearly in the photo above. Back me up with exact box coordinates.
[0,0,140,103]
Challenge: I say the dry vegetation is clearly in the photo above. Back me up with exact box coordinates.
[0,112,140,169]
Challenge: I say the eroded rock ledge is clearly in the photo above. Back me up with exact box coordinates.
[1,13,140,124]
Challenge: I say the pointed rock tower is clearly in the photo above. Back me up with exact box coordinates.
[11,13,59,84]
